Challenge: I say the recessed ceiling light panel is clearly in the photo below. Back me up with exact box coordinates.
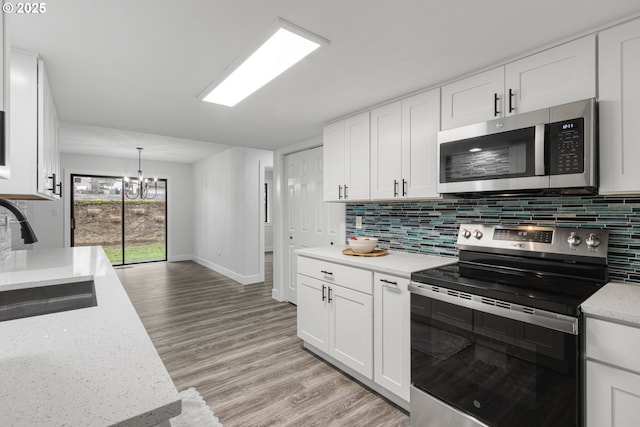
[200,18,329,107]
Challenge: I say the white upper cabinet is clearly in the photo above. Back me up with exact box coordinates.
[0,50,60,200]
[370,101,402,199]
[441,67,504,130]
[38,61,60,198]
[370,89,440,200]
[598,17,640,195]
[323,120,346,202]
[323,112,370,202]
[401,89,440,199]
[505,34,595,115]
[441,34,596,130]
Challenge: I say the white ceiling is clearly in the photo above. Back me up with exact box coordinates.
[9,0,640,161]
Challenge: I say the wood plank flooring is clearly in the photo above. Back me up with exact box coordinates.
[116,254,408,427]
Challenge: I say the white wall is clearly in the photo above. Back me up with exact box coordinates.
[192,146,273,284]
[25,152,194,261]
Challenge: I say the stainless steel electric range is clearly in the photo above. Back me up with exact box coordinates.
[409,223,609,427]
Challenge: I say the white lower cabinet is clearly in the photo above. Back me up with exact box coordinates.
[297,258,373,379]
[585,317,640,427]
[297,275,329,352]
[586,361,640,427]
[373,273,410,401]
[297,255,416,407]
[329,282,373,378]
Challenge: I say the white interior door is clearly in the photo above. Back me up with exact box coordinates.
[285,147,345,304]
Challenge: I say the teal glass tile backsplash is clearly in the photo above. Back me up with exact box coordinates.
[346,195,640,284]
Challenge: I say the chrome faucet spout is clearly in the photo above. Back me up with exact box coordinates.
[0,199,38,244]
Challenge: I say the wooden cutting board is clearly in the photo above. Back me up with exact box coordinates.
[342,248,388,257]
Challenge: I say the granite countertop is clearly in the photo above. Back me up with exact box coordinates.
[296,245,457,278]
[0,246,181,426]
[582,281,640,326]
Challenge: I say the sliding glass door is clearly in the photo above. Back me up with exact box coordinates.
[71,174,167,265]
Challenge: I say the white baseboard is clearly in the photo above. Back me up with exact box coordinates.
[192,256,264,285]
[271,287,285,301]
[168,254,192,262]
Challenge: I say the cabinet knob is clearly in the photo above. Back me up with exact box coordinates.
[568,232,581,247]
[586,233,600,248]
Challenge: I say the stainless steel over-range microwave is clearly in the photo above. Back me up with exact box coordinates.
[437,98,597,195]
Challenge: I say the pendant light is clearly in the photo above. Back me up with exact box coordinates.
[124,147,157,200]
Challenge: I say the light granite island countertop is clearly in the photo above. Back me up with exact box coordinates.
[0,246,181,426]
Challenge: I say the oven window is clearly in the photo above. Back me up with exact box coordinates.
[439,127,536,183]
[411,294,578,427]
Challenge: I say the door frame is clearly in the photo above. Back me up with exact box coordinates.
[63,167,174,260]
[273,136,346,302]
[69,173,168,265]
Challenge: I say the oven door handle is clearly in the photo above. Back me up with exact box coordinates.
[534,123,546,176]
[408,283,578,335]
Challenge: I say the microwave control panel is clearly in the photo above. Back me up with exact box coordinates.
[547,117,584,175]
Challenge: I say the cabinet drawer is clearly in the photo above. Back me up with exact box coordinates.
[374,273,409,292]
[297,256,372,295]
[586,317,640,373]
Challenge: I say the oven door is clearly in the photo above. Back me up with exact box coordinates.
[437,107,549,194]
[409,284,580,427]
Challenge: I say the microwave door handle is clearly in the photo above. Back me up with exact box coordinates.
[534,124,546,176]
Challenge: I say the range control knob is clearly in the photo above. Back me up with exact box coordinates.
[586,233,600,248]
[462,228,472,239]
[567,232,581,247]
[473,229,483,240]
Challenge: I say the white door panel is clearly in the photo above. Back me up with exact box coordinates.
[285,147,345,304]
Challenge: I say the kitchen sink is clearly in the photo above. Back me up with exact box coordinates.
[0,280,97,322]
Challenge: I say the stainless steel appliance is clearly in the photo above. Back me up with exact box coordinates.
[409,224,609,427]
[437,98,597,195]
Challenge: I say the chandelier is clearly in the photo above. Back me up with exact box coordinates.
[124,147,158,200]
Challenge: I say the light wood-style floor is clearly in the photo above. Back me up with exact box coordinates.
[116,254,408,427]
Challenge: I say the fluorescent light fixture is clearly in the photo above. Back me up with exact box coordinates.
[201,18,329,107]
[469,147,482,153]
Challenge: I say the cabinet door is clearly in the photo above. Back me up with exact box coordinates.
[401,89,440,199]
[370,101,402,200]
[38,60,60,199]
[441,67,504,130]
[329,283,373,378]
[344,112,370,201]
[296,275,329,353]
[598,18,640,195]
[586,360,640,427]
[505,35,595,116]
[322,120,346,202]
[1,50,39,197]
[374,273,410,401]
